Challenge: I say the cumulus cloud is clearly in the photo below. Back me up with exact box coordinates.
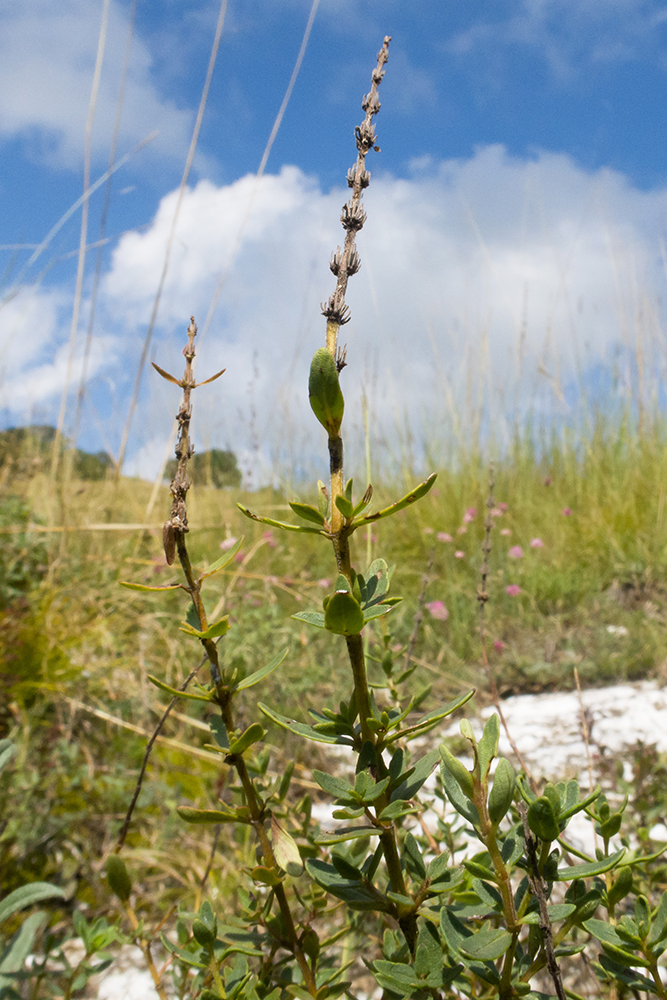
[0,0,193,169]
[0,284,113,420]
[4,146,667,477]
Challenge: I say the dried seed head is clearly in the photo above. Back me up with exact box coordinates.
[320,296,351,325]
[336,345,348,373]
[341,200,367,231]
[346,249,361,275]
[163,520,176,565]
[346,166,370,189]
[329,248,343,275]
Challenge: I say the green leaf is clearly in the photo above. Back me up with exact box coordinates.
[200,617,231,640]
[147,674,214,703]
[228,723,266,755]
[354,473,438,527]
[259,703,355,746]
[237,504,326,535]
[0,911,49,979]
[306,860,391,912]
[105,855,132,902]
[292,610,327,629]
[317,481,329,517]
[235,649,287,691]
[528,795,561,843]
[558,849,625,881]
[308,348,345,437]
[199,538,244,579]
[335,495,355,519]
[391,748,441,801]
[0,740,16,772]
[596,955,655,992]
[440,765,480,827]
[289,502,326,525]
[271,817,304,877]
[362,604,395,623]
[119,581,182,592]
[440,746,474,800]
[477,714,500,778]
[521,904,576,924]
[387,689,475,744]
[314,827,378,845]
[312,771,354,800]
[378,800,418,821]
[178,807,241,824]
[460,926,513,960]
[488,758,516,825]
[324,591,365,635]
[0,882,66,924]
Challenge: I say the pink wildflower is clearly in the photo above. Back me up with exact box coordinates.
[500,528,511,537]
[562,507,572,516]
[317,578,330,589]
[490,507,503,517]
[493,640,504,652]
[437,532,453,543]
[431,488,441,497]
[235,552,245,563]
[530,538,544,549]
[425,600,449,621]
[454,550,465,559]
[220,536,238,550]
[457,525,468,535]
[423,526,434,534]
[497,502,508,512]
[508,546,523,559]
[263,530,277,548]
[544,476,552,486]
[463,507,477,523]
[506,584,521,596]
[371,533,378,543]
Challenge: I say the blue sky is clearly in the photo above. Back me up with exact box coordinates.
[1,0,667,478]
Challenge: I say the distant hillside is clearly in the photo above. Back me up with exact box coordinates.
[165,447,241,488]
[0,425,113,480]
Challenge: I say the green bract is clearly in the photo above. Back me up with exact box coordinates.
[308,348,345,437]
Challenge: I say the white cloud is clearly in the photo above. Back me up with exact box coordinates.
[0,284,112,419]
[0,0,193,169]
[446,0,667,77]
[4,147,667,475]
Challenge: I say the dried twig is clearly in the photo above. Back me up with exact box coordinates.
[115,656,207,850]
[517,801,566,1000]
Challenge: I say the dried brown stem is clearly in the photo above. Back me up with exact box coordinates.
[517,801,566,1000]
[158,319,316,994]
[322,35,390,357]
[115,655,207,850]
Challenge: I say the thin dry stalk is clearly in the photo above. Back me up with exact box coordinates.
[115,656,207,851]
[477,463,538,793]
[51,0,111,480]
[116,0,229,475]
[199,0,321,347]
[517,801,566,1000]
[72,0,138,464]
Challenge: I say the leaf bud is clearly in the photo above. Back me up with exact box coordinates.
[308,348,345,437]
[607,866,633,908]
[105,855,132,902]
[527,796,561,843]
[440,745,475,800]
[192,918,216,949]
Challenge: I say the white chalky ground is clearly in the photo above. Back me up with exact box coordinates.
[88,680,667,997]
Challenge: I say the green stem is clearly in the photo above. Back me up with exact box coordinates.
[345,634,373,746]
